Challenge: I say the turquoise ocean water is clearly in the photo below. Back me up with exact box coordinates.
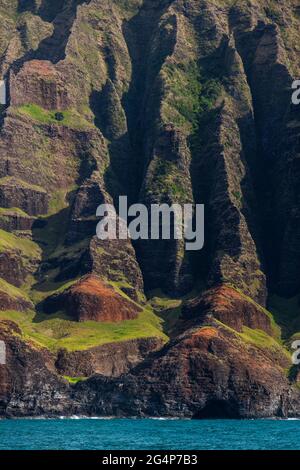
[0,418,300,450]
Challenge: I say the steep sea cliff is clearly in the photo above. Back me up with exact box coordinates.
[0,0,300,418]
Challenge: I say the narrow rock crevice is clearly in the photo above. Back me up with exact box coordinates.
[121,0,177,201]
[230,10,295,294]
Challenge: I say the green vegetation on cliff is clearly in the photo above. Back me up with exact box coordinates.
[162,61,223,133]
[0,228,40,258]
[0,278,31,301]
[216,319,291,362]
[0,0,298,392]
[240,326,290,361]
[0,207,30,217]
[149,158,188,200]
[16,104,94,130]
[111,0,143,19]
[0,305,167,351]
[63,376,88,384]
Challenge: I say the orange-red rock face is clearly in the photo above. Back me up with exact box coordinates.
[73,323,295,419]
[65,275,142,322]
[182,286,274,335]
[45,275,142,323]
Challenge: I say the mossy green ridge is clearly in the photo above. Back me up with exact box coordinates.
[239,327,291,361]
[0,228,40,258]
[16,104,94,130]
[162,61,222,134]
[149,159,187,200]
[0,278,31,301]
[216,319,291,363]
[0,305,167,352]
[63,376,88,384]
[0,176,47,193]
[0,207,30,217]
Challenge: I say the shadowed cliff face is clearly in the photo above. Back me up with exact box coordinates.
[0,0,300,418]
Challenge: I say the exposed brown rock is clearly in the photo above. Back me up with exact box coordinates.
[0,209,35,232]
[0,177,49,216]
[0,290,33,312]
[55,337,165,378]
[182,285,274,336]
[89,236,145,297]
[74,324,296,419]
[45,274,142,323]
[0,249,38,288]
[10,60,71,111]
[0,320,71,417]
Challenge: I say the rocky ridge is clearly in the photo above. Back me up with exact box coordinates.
[0,0,300,418]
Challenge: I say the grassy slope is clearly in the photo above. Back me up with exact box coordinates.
[0,207,31,217]
[215,320,291,364]
[15,104,94,130]
[0,306,167,352]
[0,278,31,301]
[240,327,291,362]
[0,228,40,257]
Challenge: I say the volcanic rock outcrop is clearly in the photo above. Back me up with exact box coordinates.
[181,286,274,335]
[10,60,72,111]
[44,274,142,322]
[0,320,71,417]
[55,336,165,377]
[73,323,295,419]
